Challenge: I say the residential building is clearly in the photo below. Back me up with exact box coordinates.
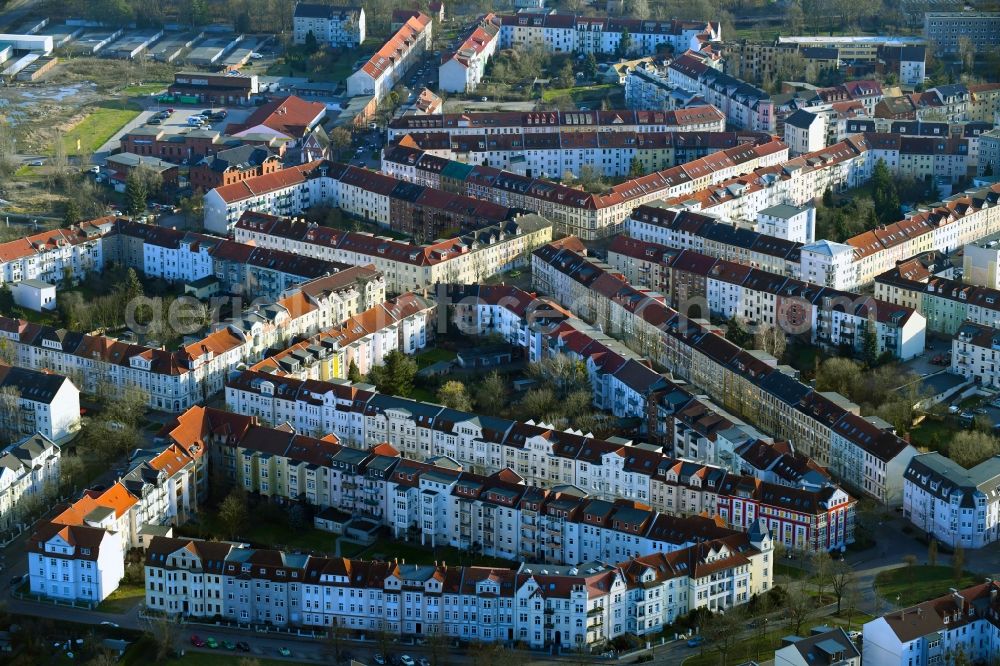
[293,3,365,47]
[398,130,776,180]
[0,365,80,443]
[923,12,1000,54]
[667,52,774,132]
[903,452,1000,549]
[251,293,435,379]
[950,321,1000,389]
[531,241,918,505]
[347,12,431,103]
[385,107,727,141]
[439,14,501,93]
[962,240,1000,290]
[0,217,114,286]
[103,153,179,192]
[143,528,770,648]
[863,581,1000,666]
[784,109,825,156]
[979,129,1000,177]
[0,433,60,531]
[27,523,123,604]
[756,204,816,244]
[202,160,521,239]
[234,210,553,294]
[381,138,788,239]
[496,12,719,57]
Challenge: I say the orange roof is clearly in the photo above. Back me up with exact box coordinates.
[360,12,431,81]
[184,327,245,358]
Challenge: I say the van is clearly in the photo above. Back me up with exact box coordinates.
[187,116,205,127]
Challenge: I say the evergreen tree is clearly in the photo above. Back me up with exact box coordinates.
[871,158,901,225]
[822,186,834,208]
[63,200,80,227]
[862,323,879,368]
[304,30,319,55]
[628,156,644,178]
[616,28,632,58]
[725,317,753,348]
[985,162,994,177]
[367,350,417,396]
[582,53,598,79]
[347,359,363,383]
[125,173,147,216]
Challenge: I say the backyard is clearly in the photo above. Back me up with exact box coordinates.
[97,581,146,613]
[874,565,982,607]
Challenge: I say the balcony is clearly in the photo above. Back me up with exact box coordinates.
[587,607,603,617]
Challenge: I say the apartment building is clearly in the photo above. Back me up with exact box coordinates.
[347,12,432,103]
[757,204,816,244]
[0,364,81,443]
[863,581,1000,666]
[381,138,788,239]
[203,160,521,240]
[27,523,123,604]
[784,110,825,156]
[0,266,382,411]
[0,432,60,531]
[399,130,776,180]
[143,529,769,648]
[875,257,1000,336]
[903,452,1000,550]
[234,211,553,294]
[496,12,719,57]
[531,241,918,505]
[439,14,501,93]
[293,3,365,47]
[950,321,1000,389]
[981,129,1000,177]
[385,107,727,141]
[0,217,114,286]
[667,52,774,132]
[608,236,926,361]
[923,11,1000,54]
[775,628,860,666]
[251,293,435,379]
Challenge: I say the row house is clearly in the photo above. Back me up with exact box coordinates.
[234,210,552,294]
[0,433,60,531]
[0,268,382,411]
[144,527,770,649]
[346,12,432,103]
[531,240,918,505]
[401,130,775,180]
[0,217,114,286]
[439,14,501,93]
[203,160,522,241]
[386,106,727,141]
[667,51,774,132]
[224,374,855,553]
[496,13,719,57]
[26,427,205,603]
[875,258,1000,336]
[380,138,788,239]
[252,293,435,380]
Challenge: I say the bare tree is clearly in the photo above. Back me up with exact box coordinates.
[786,586,816,635]
[754,323,787,360]
[703,607,745,665]
[143,613,181,662]
[0,386,24,441]
[829,559,856,614]
[810,551,833,603]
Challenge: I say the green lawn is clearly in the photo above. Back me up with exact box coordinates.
[414,348,457,369]
[541,83,619,104]
[909,417,961,452]
[774,561,808,580]
[683,627,789,666]
[875,565,982,607]
[178,511,337,554]
[267,40,379,82]
[409,386,437,402]
[97,581,146,613]
[62,102,141,154]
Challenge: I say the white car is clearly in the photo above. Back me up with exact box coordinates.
[250,52,263,59]
[400,656,415,666]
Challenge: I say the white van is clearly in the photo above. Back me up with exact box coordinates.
[187,115,206,127]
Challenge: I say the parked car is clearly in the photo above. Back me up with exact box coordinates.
[147,118,162,125]
[250,52,263,59]
[417,658,431,666]
[8,575,23,587]
[205,637,218,649]
[400,656,415,666]
[223,640,236,650]
[235,641,251,652]
[373,655,387,665]
[99,621,119,628]
[687,636,704,648]
[278,646,291,657]
[190,635,205,648]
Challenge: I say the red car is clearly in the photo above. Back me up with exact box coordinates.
[190,635,205,647]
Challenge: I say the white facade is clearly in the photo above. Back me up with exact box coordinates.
[11,280,56,312]
[293,3,366,47]
[28,525,124,604]
[0,433,60,531]
[347,13,432,103]
[756,204,816,244]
